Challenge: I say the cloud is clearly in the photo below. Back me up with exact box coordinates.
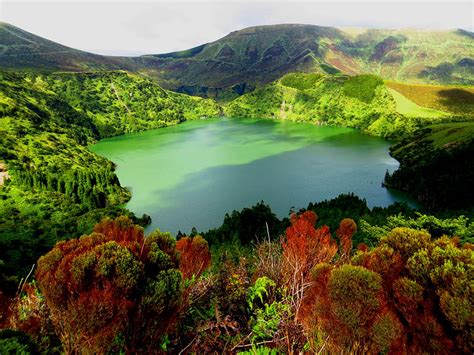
[2,1,472,56]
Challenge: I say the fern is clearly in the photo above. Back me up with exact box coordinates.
[238,345,278,355]
[251,301,290,342]
[247,276,276,310]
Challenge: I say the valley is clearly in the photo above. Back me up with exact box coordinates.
[0,25,473,277]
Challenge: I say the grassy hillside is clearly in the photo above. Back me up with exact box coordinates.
[386,81,474,115]
[225,73,470,138]
[387,88,449,118]
[0,70,219,276]
[385,122,474,210]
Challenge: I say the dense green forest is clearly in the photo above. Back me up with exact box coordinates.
[225,72,473,139]
[385,122,474,210]
[0,70,219,277]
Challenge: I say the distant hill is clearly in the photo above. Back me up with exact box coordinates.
[0,22,134,71]
[1,22,473,98]
[138,24,347,97]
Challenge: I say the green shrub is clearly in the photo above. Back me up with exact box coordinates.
[0,329,39,355]
[247,276,276,310]
[280,73,323,90]
[342,74,384,103]
[250,301,290,342]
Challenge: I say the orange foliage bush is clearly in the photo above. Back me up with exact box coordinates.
[282,211,338,318]
[35,216,184,353]
[301,227,472,354]
[283,211,338,275]
[336,218,357,261]
[176,235,211,279]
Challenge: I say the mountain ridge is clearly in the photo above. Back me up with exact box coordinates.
[1,22,473,99]
[0,22,136,71]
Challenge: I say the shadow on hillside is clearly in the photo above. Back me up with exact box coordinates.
[437,89,474,113]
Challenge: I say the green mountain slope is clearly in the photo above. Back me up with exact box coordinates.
[141,25,474,96]
[0,22,134,71]
[384,122,474,209]
[1,22,472,99]
[33,71,220,137]
[139,24,346,95]
[0,70,219,203]
[225,72,472,138]
[0,70,219,275]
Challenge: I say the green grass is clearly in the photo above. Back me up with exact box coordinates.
[342,74,384,103]
[425,121,474,149]
[386,81,474,116]
[387,88,449,119]
[280,73,323,90]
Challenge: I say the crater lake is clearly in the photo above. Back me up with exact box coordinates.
[90,118,417,234]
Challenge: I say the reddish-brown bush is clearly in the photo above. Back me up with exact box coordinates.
[301,264,403,353]
[283,211,338,277]
[282,211,338,318]
[336,218,357,261]
[35,216,184,353]
[176,235,211,279]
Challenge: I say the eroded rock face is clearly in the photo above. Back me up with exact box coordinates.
[369,36,404,62]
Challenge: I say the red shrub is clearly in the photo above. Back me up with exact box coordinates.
[301,264,403,353]
[336,218,357,260]
[35,216,183,353]
[282,211,338,318]
[283,211,338,274]
[176,235,211,279]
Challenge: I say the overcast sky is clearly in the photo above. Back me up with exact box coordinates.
[1,0,472,56]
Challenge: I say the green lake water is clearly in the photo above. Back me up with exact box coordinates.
[90,118,416,234]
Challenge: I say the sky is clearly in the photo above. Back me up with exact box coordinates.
[1,0,473,56]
